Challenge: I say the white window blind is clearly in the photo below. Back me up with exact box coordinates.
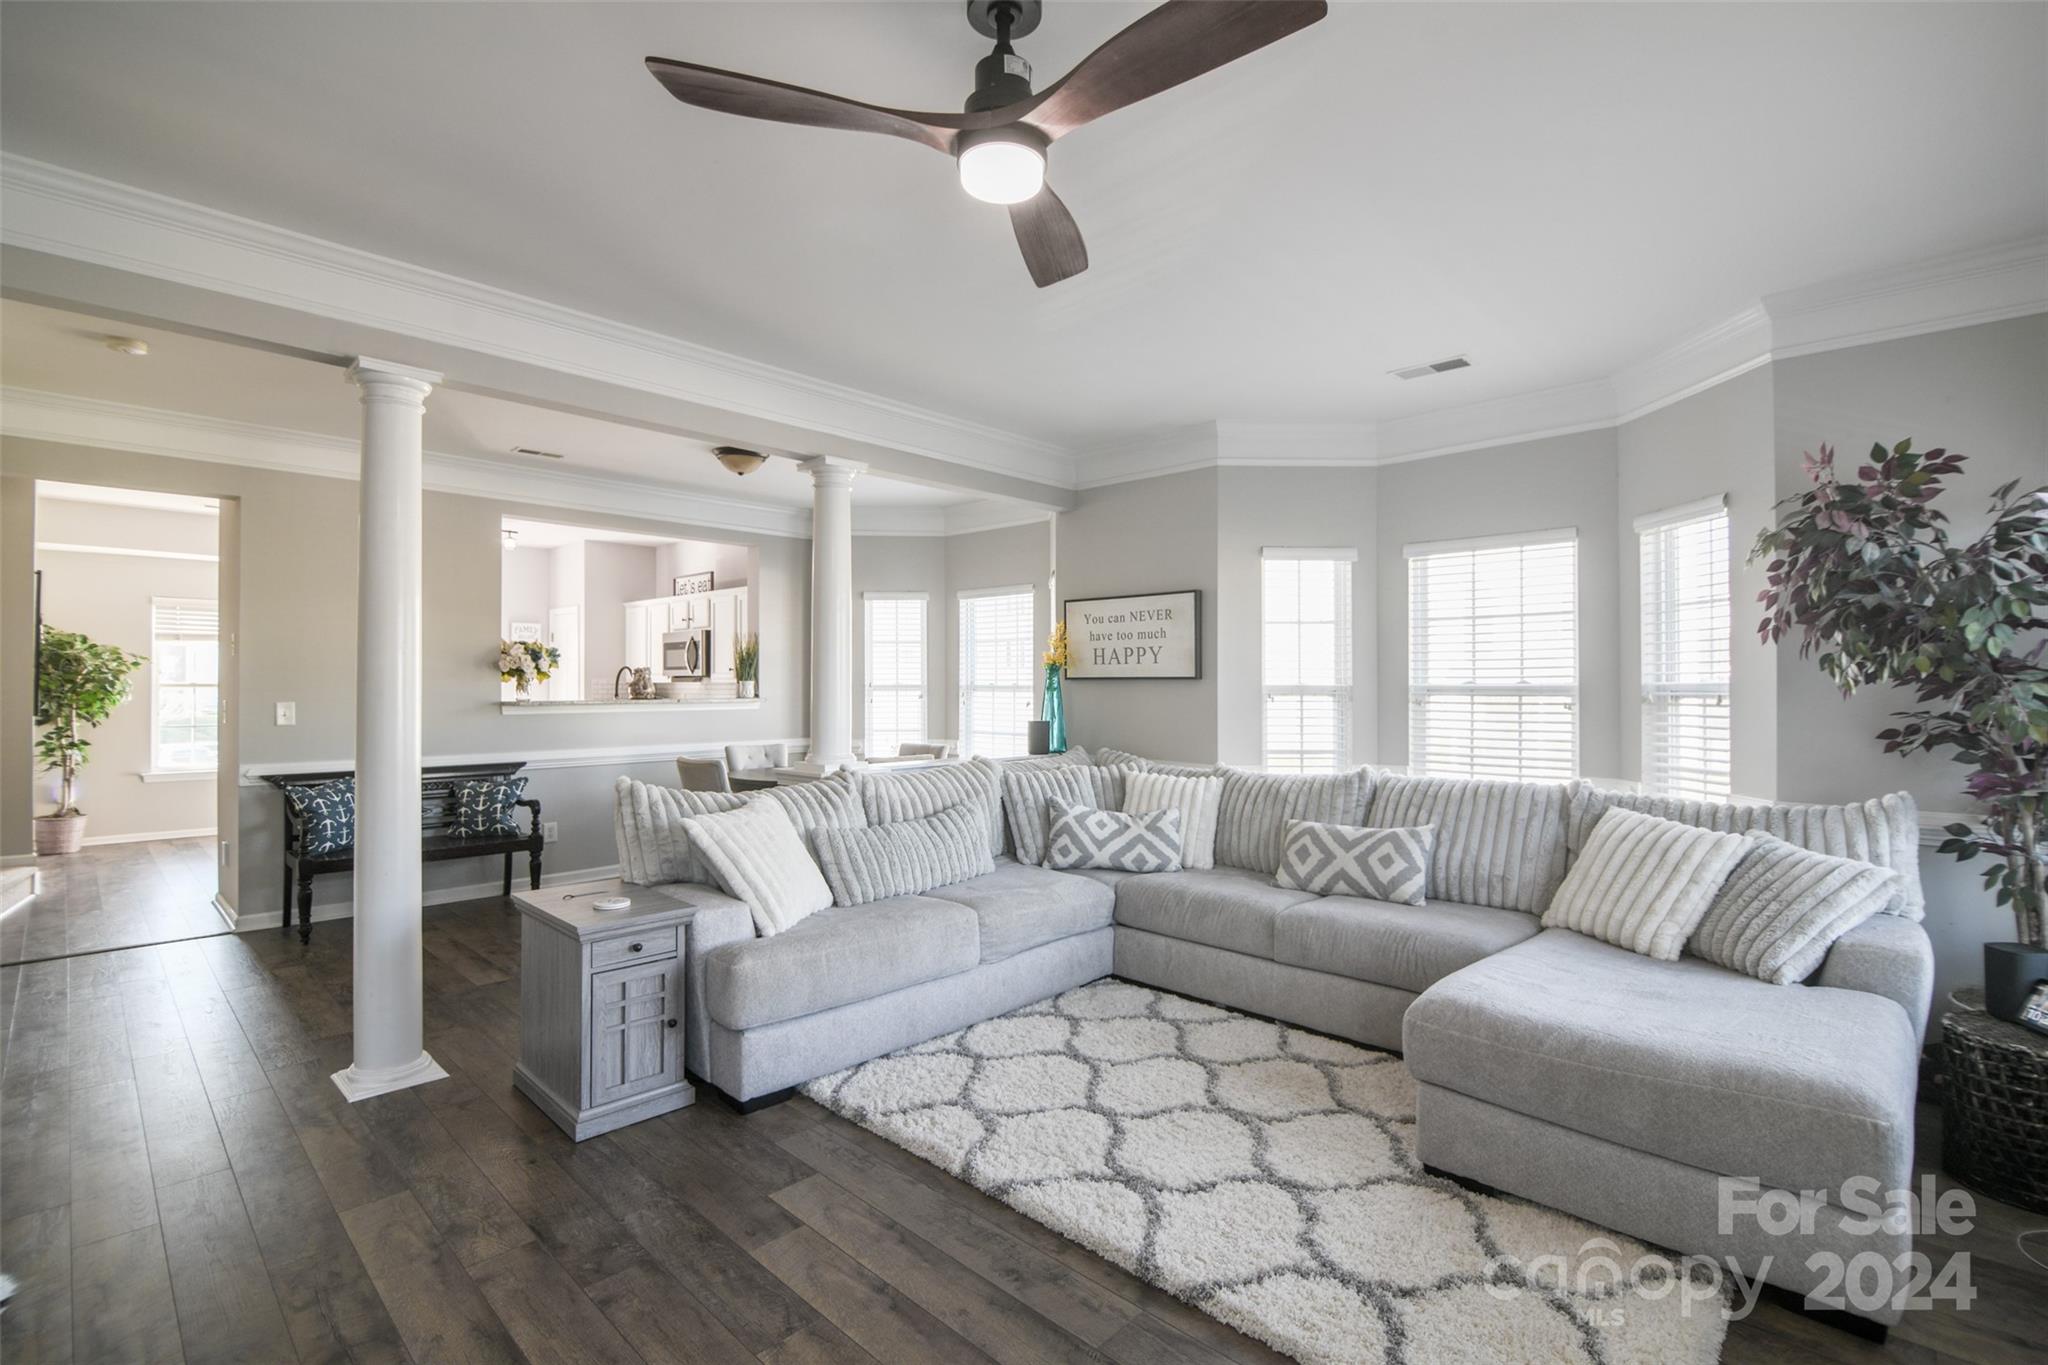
[151,597,220,772]
[959,587,1034,759]
[1407,531,1577,780]
[864,593,927,759]
[1262,549,1354,772]
[1639,499,1731,799]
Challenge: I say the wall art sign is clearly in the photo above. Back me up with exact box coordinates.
[1063,591,1202,680]
[673,571,715,596]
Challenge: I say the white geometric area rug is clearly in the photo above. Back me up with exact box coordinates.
[804,981,1728,1365]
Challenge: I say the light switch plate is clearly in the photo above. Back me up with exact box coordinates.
[275,701,296,726]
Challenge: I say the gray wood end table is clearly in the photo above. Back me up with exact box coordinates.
[511,877,700,1140]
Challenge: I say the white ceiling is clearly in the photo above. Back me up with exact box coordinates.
[0,298,964,512]
[2,3,2043,452]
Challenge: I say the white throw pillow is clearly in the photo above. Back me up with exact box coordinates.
[679,799,832,936]
[1541,807,1748,960]
[1689,834,1900,984]
[1122,770,1223,870]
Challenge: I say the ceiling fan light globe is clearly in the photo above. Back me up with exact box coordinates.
[958,138,1045,205]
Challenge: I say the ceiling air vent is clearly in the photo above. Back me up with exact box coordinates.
[1390,355,1472,381]
[511,446,567,459]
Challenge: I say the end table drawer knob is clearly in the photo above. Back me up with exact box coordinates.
[629,942,643,953]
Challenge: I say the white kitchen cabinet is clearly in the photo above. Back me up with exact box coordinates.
[622,601,654,671]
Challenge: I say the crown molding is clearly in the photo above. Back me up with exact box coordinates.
[0,153,1077,491]
[3,151,2038,495]
[946,498,1054,537]
[0,386,813,538]
[1761,235,2048,359]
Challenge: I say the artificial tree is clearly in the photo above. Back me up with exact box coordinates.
[1754,440,2047,1018]
[33,626,148,853]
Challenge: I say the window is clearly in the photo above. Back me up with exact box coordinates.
[1262,549,1354,772]
[151,597,220,772]
[958,587,1034,759]
[1639,498,1731,799]
[1407,530,1577,780]
[864,593,927,758]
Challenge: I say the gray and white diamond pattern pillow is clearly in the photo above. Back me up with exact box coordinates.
[1045,799,1184,873]
[1276,819,1434,904]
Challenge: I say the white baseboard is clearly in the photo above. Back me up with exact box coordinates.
[79,827,217,847]
[227,862,623,933]
[1,853,38,869]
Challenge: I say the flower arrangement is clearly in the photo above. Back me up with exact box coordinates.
[1041,621,1068,752]
[1753,439,2046,1014]
[499,638,561,696]
[1044,620,1070,670]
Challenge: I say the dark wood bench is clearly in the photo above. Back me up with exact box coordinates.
[264,762,544,943]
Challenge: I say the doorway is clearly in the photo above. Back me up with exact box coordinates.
[4,481,229,965]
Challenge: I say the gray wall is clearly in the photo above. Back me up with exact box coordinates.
[1615,365,1779,796]
[33,497,221,840]
[1373,429,1624,781]
[1214,466,1377,767]
[850,534,946,750]
[945,520,1054,749]
[1056,471,1221,761]
[0,436,812,918]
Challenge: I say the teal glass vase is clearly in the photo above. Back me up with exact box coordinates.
[1041,662,1067,753]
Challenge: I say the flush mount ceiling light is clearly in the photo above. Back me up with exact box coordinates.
[104,336,149,357]
[501,528,520,550]
[644,0,1327,287]
[713,445,769,476]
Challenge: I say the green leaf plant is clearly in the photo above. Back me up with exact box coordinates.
[1754,440,2047,946]
[33,626,148,818]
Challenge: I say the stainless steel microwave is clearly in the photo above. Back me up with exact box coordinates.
[662,628,711,680]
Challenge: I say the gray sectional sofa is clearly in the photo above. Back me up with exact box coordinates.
[621,751,1934,1328]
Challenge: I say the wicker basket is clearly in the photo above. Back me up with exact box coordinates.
[1940,1000,2048,1215]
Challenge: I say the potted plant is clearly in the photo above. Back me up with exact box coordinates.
[1754,440,2047,1020]
[734,633,759,699]
[33,626,148,855]
[499,638,560,699]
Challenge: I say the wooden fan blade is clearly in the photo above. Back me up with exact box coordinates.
[645,57,970,154]
[1009,186,1088,288]
[1020,0,1328,140]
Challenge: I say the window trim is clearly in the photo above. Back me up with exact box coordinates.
[957,584,1036,759]
[1260,548,1355,773]
[862,591,929,757]
[1637,496,1732,799]
[149,595,221,775]
[1404,529,1580,780]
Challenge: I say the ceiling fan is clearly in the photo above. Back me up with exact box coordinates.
[646,0,1328,288]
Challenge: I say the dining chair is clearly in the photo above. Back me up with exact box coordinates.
[898,742,953,759]
[675,756,733,792]
[723,743,789,774]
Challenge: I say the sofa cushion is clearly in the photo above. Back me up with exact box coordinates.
[1275,896,1540,994]
[703,896,980,1029]
[615,771,864,887]
[935,860,1116,963]
[1112,866,1323,959]
[812,800,995,906]
[1003,765,1124,867]
[1402,928,1919,1195]
[1368,775,1569,914]
[1540,808,1749,960]
[858,758,1004,858]
[1566,782,1922,920]
[1691,834,1900,985]
[1123,770,1223,869]
[1214,767,1376,875]
[681,800,833,936]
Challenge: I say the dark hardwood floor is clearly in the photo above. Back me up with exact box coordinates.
[1,838,223,968]
[2,894,2042,1364]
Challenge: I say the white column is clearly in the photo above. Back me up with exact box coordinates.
[799,455,863,773]
[332,357,449,1103]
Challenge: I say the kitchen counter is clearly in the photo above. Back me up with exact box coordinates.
[501,698,762,715]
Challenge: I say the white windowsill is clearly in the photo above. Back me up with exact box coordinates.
[500,699,764,715]
[139,769,217,783]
